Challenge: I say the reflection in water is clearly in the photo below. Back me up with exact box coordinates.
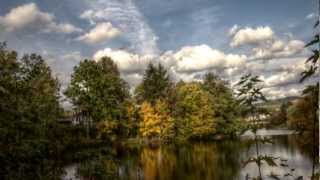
[120,142,242,180]
[66,135,316,180]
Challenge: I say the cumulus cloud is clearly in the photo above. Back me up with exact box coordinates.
[228,24,239,36]
[263,87,301,100]
[93,48,152,74]
[230,26,274,47]
[80,10,98,25]
[262,72,299,87]
[0,3,81,33]
[94,44,246,74]
[89,18,307,99]
[46,23,82,34]
[241,56,308,87]
[121,73,143,87]
[228,25,306,61]
[92,44,307,91]
[172,45,246,73]
[250,39,305,60]
[77,22,120,44]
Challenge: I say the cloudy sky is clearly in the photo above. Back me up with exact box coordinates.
[0,0,318,99]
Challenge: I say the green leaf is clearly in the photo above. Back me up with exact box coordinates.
[300,66,317,82]
[305,35,319,47]
[260,155,278,166]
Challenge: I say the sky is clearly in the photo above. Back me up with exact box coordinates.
[0,0,318,101]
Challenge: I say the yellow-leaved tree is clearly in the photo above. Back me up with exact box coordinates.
[139,100,175,140]
[96,119,119,142]
[139,101,161,138]
[155,99,175,141]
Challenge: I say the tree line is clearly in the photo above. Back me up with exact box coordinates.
[65,58,249,143]
[0,42,246,178]
[0,39,318,178]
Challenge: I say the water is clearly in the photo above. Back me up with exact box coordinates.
[63,132,316,180]
[241,128,296,137]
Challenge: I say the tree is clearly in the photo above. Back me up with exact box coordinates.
[0,46,60,142]
[300,16,319,82]
[0,42,20,145]
[299,8,319,179]
[0,43,62,178]
[139,101,161,138]
[287,84,319,173]
[175,82,217,140]
[268,102,291,127]
[202,72,244,137]
[20,54,61,134]
[135,63,172,105]
[155,99,175,141]
[125,100,140,138]
[65,57,129,140]
[138,99,175,140]
[236,74,271,180]
[202,72,229,96]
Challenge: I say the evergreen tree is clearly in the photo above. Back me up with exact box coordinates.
[135,63,172,105]
[202,72,244,137]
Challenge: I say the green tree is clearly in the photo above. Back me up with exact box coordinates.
[175,82,217,140]
[0,46,60,142]
[236,74,272,180]
[202,72,245,137]
[135,63,172,105]
[268,102,291,127]
[65,57,129,141]
[0,42,20,145]
[0,43,62,178]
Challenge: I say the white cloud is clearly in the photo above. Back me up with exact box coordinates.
[0,3,81,33]
[228,24,239,36]
[93,44,246,79]
[230,26,274,47]
[93,48,152,74]
[231,26,307,61]
[262,72,299,87]
[305,13,317,20]
[92,40,307,99]
[61,51,83,62]
[251,39,305,60]
[77,22,120,44]
[172,45,246,73]
[80,10,96,25]
[263,87,300,99]
[270,40,285,52]
[46,23,82,34]
[121,73,143,87]
[45,51,85,93]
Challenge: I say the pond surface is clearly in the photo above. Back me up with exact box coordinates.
[63,131,316,180]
